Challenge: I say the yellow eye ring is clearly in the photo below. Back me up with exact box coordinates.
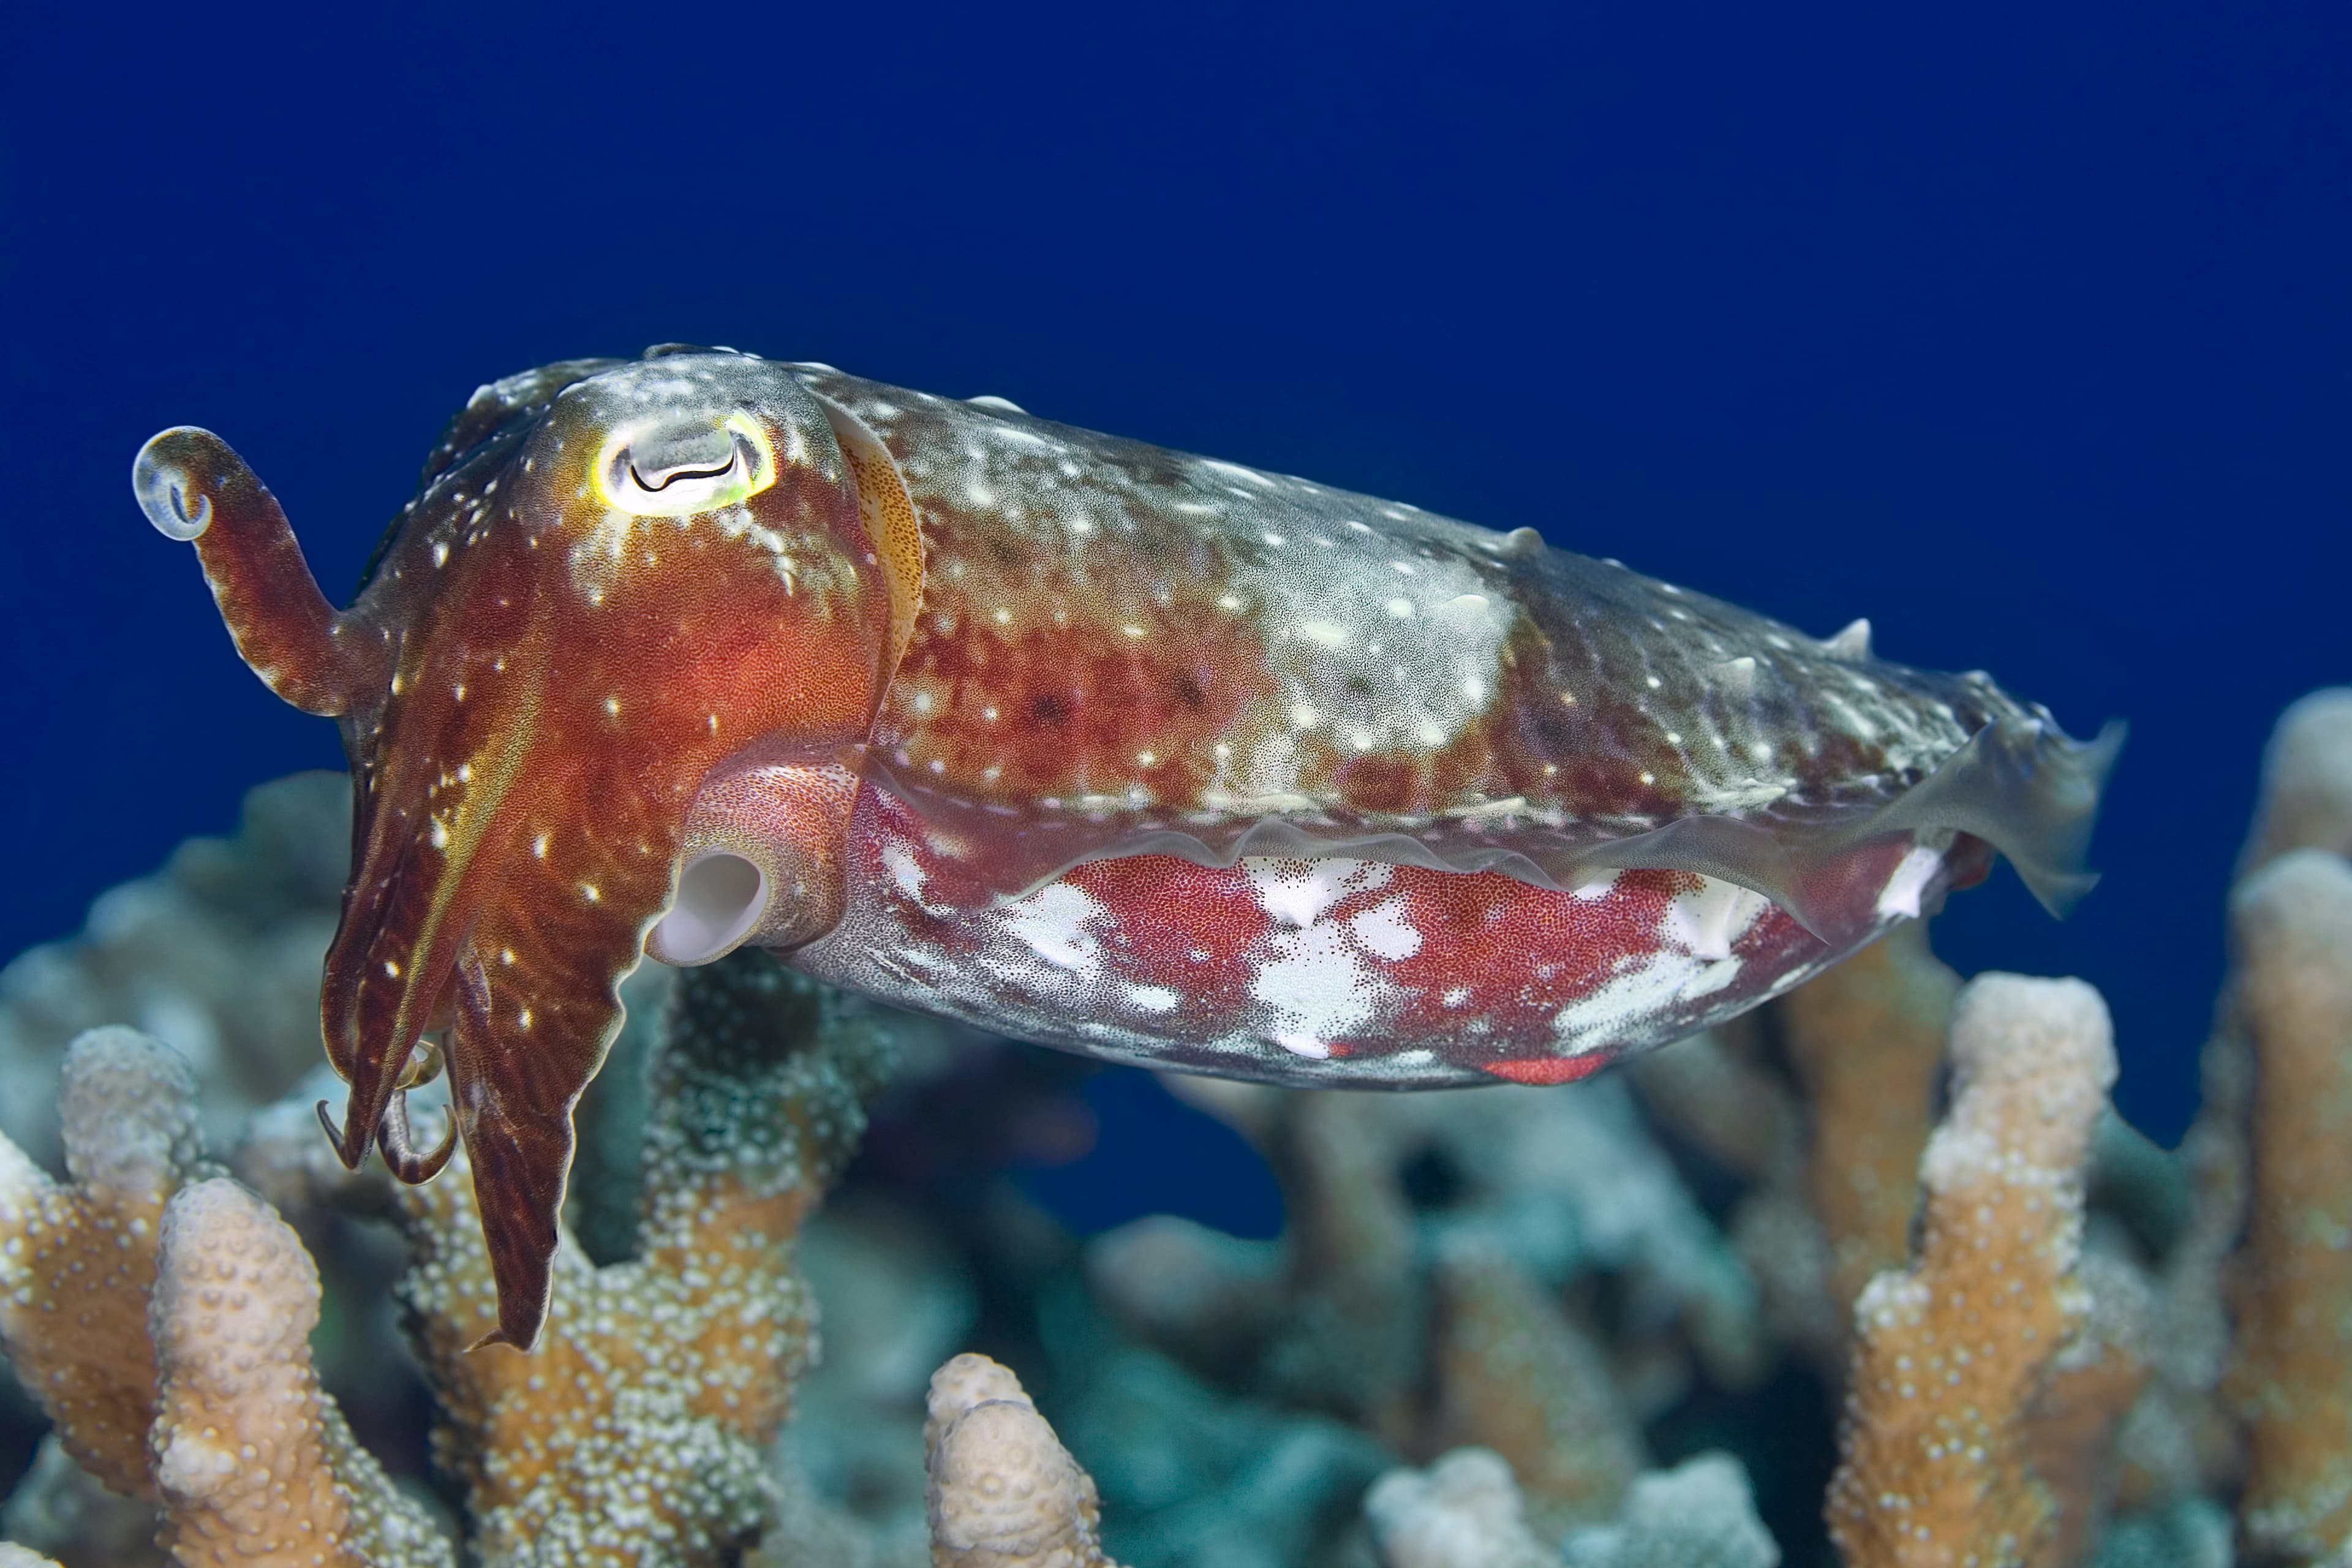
[593,410,777,516]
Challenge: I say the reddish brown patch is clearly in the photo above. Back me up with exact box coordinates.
[880,566,1280,810]
[1481,1055,1610,1086]
[1067,854,1283,1017]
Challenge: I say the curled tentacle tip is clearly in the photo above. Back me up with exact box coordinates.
[376,1091,458,1184]
[314,1098,370,1171]
[131,427,219,541]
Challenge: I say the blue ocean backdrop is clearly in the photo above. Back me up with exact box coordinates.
[2,2,2344,1214]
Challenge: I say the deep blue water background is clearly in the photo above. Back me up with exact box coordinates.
[2,4,2346,1208]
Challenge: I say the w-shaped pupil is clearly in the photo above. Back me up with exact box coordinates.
[627,426,739,491]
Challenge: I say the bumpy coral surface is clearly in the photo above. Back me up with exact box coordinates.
[0,1028,212,1496]
[2223,850,2352,1562]
[149,1178,443,1567]
[925,1354,1120,1568]
[388,952,894,1566]
[0,1028,443,1567]
[1365,1447,1556,1568]
[1826,975,2117,1567]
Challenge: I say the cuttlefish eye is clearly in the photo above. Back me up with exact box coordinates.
[594,410,776,516]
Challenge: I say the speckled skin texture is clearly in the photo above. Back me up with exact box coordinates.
[134,346,2114,1345]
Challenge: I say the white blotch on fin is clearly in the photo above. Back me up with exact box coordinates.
[1823,618,1873,660]
[999,883,1109,972]
[966,394,1027,413]
[1713,655,1758,695]
[1252,924,1384,1057]
[1875,843,1947,920]
[1660,876,1768,960]
[1244,858,1390,929]
[883,842,929,901]
[1349,898,1423,960]
[1128,984,1181,1013]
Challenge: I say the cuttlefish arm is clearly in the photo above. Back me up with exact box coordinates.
[132,428,394,716]
[136,354,915,1348]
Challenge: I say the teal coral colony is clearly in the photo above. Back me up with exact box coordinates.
[130,349,2113,1349]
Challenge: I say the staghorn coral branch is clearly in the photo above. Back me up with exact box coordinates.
[0,1028,213,1499]
[2237,687,2352,875]
[1779,920,1957,1335]
[2021,1250,2153,1567]
[390,949,894,1567]
[149,1177,446,1567]
[923,1354,1121,1568]
[0,1029,452,1567]
[2222,850,2352,1564]
[1825,973,2117,1568]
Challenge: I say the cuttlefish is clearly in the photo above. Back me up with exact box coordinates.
[133,345,2118,1349]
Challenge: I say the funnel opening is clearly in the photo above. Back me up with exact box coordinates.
[650,851,770,965]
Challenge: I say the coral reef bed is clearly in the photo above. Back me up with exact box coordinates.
[2,687,2348,1566]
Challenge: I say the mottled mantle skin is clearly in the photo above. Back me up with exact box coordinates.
[132,346,2116,1348]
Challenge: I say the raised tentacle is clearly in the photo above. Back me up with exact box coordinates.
[131,427,390,716]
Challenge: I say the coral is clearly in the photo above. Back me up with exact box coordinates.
[2222,850,2352,1563]
[1256,1092,1426,1438]
[0,1028,447,1567]
[2237,687,2352,873]
[2021,1249,2153,1567]
[1622,1019,1796,1188]
[1364,1448,1554,1568]
[1825,974,2118,1568]
[1367,1447,1783,1568]
[1044,1338,1391,1568]
[778,1193,979,1555]
[2089,1496,2232,1568]
[924,1354,1120,1568]
[0,774,349,1173]
[0,949,897,1568]
[148,1178,445,1567]
[0,1028,213,1498]
[1777,920,1956,1336]
[0,1436,165,1566]
[382,951,894,1567]
[1107,1065,1765,1428]
[1429,1243,1643,1538]
[1561,1452,1782,1568]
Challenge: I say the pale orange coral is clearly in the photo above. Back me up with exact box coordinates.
[2222,850,2352,1563]
[149,1178,444,1567]
[1825,974,2116,1568]
[390,951,894,1567]
[0,1031,447,1566]
[1779,919,1957,1330]
[2237,688,2352,873]
[0,1027,211,1498]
